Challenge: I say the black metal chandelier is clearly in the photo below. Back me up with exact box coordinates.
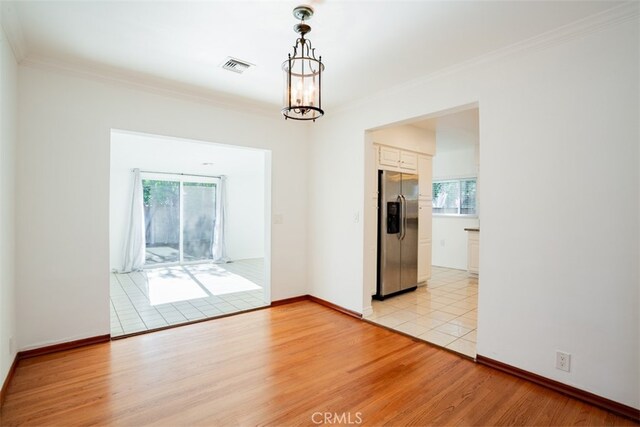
[281,5,324,121]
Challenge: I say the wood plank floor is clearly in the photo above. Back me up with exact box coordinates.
[1,301,636,426]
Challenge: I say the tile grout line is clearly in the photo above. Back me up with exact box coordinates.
[367,267,478,357]
[114,273,151,334]
[109,298,124,335]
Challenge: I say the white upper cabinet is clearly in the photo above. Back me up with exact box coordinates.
[400,151,417,172]
[378,146,401,168]
[376,144,419,173]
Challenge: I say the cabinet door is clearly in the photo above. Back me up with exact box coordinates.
[418,201,432,283]
[379,146,400,168]
[418,155,432,200]
[400,151,417,172]
[418,203,432,240]
[468,233,480,275]
[418,239,432,282]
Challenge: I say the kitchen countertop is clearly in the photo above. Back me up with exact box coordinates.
[464,228,480,232]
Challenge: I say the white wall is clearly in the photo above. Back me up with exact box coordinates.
[225,170,265,261]
[432,146,477,179]
[432,217,478,270]
[109,132,265,271]
[17,64,309,350]
[0,20,17,387]
[309,15,639,409]
[432,125,479,270]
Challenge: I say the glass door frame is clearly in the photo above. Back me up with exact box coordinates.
[141,172,220,268]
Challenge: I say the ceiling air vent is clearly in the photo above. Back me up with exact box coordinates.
[221,57,253,74]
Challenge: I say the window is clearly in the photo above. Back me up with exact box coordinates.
[142,176,217,265]
[433,178,477,216]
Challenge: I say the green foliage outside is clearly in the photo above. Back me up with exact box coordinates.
[142,180,180,208]
[142,180,217,207]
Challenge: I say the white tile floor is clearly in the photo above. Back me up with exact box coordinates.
[110,258,267,337]
[365,266,478,358]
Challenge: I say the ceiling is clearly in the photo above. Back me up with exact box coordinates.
[3,1,624,110]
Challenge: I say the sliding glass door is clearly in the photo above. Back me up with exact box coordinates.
[143,179,180,265]
[142,175,217,266]
[183,182,216,262]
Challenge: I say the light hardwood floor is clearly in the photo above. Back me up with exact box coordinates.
[1,301,636,426]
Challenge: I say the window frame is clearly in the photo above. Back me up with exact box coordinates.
[432,177,478,218]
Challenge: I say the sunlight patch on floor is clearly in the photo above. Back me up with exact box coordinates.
[147,267,209,305]
[188,264,262,295]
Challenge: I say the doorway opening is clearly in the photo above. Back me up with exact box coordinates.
[362,104,479,358]
[109,130,270,337]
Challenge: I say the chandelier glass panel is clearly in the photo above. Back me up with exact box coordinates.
[282,6,324,121]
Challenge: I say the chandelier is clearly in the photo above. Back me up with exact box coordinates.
[282,5,324,121]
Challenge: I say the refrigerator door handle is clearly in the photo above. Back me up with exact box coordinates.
[396,195,403,240]
[400,194,407,240]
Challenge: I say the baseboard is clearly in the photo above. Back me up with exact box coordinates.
[476,355,640,422]
[270,295,310,306]
[307,295,363,319]
[271,295,363,319]
[18,334,111,360]
[0,354,18,406]
[362,305,373,317]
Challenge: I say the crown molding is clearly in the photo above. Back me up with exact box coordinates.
[333,1,639,117]
[0,1,27,62]
[20,54,284,120]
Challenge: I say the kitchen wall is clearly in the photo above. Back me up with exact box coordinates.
[309,12,639,409]
[0,18,18,389]
[109,131,265,271]
[16,64,309,351]
[432,121,479,270]
[432,217,477,270]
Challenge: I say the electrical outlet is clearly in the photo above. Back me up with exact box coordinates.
[440,240,445,247]
[556,351,571,372]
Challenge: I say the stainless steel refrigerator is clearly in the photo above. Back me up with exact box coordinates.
[375,170,419,300]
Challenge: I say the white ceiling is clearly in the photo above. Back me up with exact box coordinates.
[4,1,624,110]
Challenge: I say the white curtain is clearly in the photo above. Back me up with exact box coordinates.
[212,176,230,263]
[121,168,146,272]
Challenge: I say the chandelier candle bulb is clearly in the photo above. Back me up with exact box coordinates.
[282,5,325,121]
